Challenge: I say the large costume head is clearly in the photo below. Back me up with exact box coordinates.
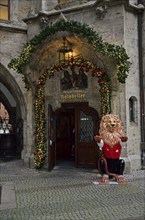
[99,114,124,147]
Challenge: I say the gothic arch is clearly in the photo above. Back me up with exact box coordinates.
[0,63,27,120]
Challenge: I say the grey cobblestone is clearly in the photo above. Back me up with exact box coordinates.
[0,160,145,220]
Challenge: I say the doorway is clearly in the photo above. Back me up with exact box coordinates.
[55,105,75,164]
[48,103,100,171]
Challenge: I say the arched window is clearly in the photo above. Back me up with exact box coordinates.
[129,96,137,123]
[0,0,10,21]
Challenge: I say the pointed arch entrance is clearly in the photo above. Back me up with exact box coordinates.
[0,64,26,159]
[48,102,100,171]
[34,58,111,169]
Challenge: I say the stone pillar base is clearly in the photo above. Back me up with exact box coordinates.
[121,157,131,174]
[28,154,35,169]
[128,155,141,172]
[21,150,35,168]
[121,155,141,173]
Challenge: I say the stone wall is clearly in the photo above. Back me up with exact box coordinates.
[0,0,33,164]
[141,0,145,168]
[0,0,143,171]
[27,1,142,171]
[124,9,141,171]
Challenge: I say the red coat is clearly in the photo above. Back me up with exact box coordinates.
[102,142,121,159]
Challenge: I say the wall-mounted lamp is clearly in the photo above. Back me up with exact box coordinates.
[58,36,73,63]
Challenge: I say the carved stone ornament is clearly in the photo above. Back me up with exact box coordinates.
[95,0,108,20]
[40,17,50,28]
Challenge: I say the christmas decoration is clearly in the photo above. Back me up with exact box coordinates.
[8,20,131,89]
[34,58,111,168]
[94,114,128,184]
[8,20,131,168]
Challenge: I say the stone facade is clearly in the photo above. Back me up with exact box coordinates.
[0,0,145,172]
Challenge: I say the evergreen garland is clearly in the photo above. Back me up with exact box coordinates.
[8,20,131,89]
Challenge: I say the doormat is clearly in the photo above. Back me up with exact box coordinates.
[93,181,118,185]
[0,156,20,162]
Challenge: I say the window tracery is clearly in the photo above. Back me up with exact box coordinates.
[129,96,138,123]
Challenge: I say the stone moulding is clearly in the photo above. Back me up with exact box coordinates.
[22,0,144,24]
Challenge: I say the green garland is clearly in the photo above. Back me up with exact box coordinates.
[8,20,131,89]
[34,58,111,168]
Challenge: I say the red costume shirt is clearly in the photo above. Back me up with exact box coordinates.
[102,142,121,159]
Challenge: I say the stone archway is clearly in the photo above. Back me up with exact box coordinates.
[0,63,27,158]
[33,59,111,168]
[0,64,27,119]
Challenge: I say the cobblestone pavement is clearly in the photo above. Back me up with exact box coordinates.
[0,160,145,220]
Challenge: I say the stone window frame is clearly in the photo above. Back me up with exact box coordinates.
[129,96,138,123]
[0,0,10,21]
[56,0,81,9]
[58,0,70,3]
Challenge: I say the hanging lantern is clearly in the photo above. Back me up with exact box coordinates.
[58,36,73,63]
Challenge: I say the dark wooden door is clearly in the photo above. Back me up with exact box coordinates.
[75,106,99,168]
[48,105,55,171]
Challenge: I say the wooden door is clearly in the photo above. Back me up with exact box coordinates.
[48,105,55,171]
[75,106,99,168]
